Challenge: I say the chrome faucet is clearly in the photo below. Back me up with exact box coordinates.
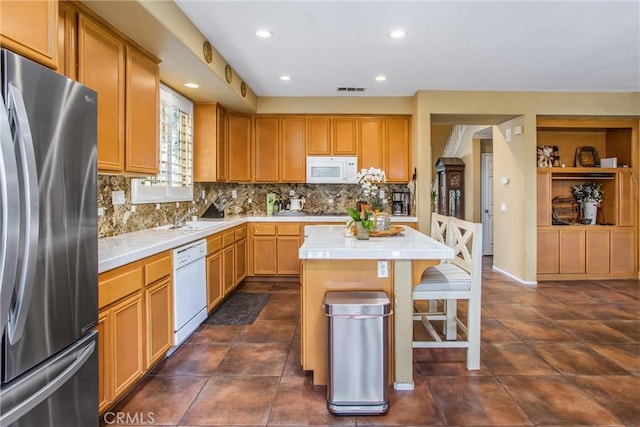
[173,209,195,228]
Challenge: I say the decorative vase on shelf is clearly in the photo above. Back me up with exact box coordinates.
[582,201,598,225]
[355,222,370,240]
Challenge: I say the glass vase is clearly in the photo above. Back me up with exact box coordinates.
[355,222,370,240]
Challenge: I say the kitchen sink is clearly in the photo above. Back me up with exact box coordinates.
[154,221,222,231]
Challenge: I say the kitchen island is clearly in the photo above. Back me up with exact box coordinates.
[299,225,454,390]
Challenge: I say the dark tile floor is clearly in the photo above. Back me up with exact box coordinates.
[103,259,640,426]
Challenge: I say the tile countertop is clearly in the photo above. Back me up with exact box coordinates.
[98,215,417,273]
[299,225,453,260]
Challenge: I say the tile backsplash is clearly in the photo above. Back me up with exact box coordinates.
[98,175,412,237]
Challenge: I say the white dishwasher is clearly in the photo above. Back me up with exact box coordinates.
[171,239,207,352]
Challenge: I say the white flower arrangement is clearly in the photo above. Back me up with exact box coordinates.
[356,167,386,196]
[572,182,603,205]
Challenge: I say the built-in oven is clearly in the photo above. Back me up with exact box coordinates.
[171,239,207,353]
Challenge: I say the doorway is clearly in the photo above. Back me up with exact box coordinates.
[481,153,494,255]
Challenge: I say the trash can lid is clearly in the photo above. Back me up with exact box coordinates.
[324,291,391,316]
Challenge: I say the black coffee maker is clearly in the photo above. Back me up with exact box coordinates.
[391,191,410,216]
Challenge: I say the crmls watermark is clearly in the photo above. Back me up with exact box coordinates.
[103,412,155,425]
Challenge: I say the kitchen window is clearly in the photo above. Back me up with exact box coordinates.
[132,85,194,203]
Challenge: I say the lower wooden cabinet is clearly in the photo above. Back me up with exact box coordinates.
[97,311,111,414]
[98,251,172,414]
[235,237,248,282]
[537,227,637,279]
[250,223,301,275]
[610,229,636,274]
[111,292,144,398]
[144,278,173,369]
[206,251,223,311]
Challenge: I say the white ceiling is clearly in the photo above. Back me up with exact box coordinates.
[175,1,640,98]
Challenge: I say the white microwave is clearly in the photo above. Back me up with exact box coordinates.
[306,156,358,184]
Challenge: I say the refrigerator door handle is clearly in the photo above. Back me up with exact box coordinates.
[0,93,21,336]
[6,84,40,345]
[0,340,96,426]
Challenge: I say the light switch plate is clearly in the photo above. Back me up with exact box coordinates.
[111,190,125,205]
[505,128,512,142]
[501,203,508,212]
[231,190,237,199]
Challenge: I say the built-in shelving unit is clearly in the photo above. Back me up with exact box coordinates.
[536,118,638,280]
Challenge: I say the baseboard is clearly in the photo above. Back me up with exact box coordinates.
[243,275,300,283]
[491,265,537,286]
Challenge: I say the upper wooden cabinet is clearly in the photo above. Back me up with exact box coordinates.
[77,9,159,175]
[78,15,125,172]
[307,118,331,155]
[194,103,228,182]
[227,113,252,182]
[125,46,159,175]
[57,1,76,78]
[358,118,383,172]
[306,116,358,156]
[332,118,358,155]
[281,117,306,182]
[254,116,306,182]
[254,117,280,182]
[1,0,58,69]
[358,116,412,182]
[385,117,411,182]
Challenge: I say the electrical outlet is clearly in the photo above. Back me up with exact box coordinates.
[328,198,334,204]
[201,190,206,200]
[379,190,385,199]
[231,190,237,199]
[377,261,389,278]
[111,190,125,205]
[131,205,136,213]
[289,190,295,196]
[97,207,104,216]
[156,203,160,210]
[248,198,252,204]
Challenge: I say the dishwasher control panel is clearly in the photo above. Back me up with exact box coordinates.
[173,239,207,269]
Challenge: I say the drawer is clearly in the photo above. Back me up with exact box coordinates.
[234,225,247,240]
[207,235,222,254]
[253,223,276,236]
[144,252,171,286]
[222,229,235,247]
[277,223,300,236]
[99,264,144,309]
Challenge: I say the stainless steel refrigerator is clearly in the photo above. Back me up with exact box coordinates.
[0,49,98,427]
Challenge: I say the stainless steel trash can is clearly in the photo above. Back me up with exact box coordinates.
[324,291,391,415]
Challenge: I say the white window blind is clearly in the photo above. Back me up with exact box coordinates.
[132,85,193,204]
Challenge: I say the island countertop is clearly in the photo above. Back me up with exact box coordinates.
[299,225,453,260]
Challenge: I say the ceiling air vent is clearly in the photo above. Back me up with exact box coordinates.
[336,87,367,93]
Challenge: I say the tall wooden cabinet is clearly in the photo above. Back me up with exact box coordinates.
[194,103,228,182]
[536,118,638,280]
[0,0,58,69]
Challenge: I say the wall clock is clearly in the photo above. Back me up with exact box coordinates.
[225,65,232,83]
[240,81,247,97]
[202,41,213,63]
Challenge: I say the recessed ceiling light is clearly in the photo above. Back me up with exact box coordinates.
[389,30,406,39]
[280,75,292,81]
[184,82,199,88]
[255,30,272,38]
[375,75,387,82]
